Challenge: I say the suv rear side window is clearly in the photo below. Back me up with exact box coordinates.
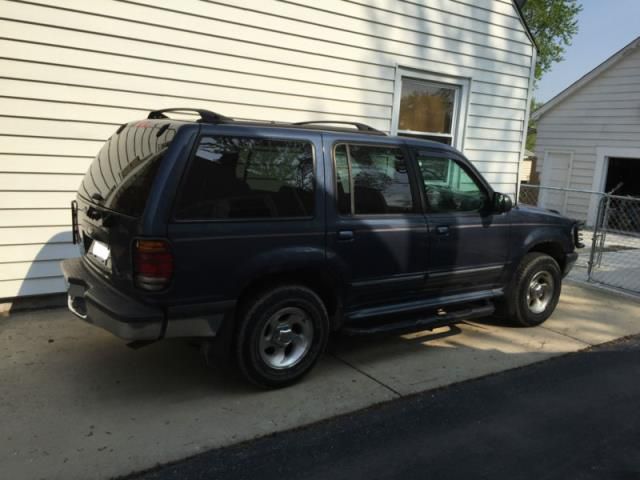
[175,136,314,220]
[334,144,414,215]
[80,122,177,217]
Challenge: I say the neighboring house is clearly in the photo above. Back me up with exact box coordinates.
[519,149,537,183]
[532,36,640,226]
[0,0,536,299]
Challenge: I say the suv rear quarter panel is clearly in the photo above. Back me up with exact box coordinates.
[165,126,327,306]
[75,121,197,301]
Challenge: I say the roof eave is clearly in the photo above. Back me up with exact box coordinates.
[532,35,640,121]
[512,0,538,52]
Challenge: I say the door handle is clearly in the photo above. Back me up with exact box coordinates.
[435,225,450,235]
[337,230,354,241]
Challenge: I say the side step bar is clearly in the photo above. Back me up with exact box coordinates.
[341,303,495,336]
[345,288,502,322]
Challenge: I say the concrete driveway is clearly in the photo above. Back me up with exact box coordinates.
[1,282,639,480]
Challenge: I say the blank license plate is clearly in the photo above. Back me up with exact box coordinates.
[90,240,110,262]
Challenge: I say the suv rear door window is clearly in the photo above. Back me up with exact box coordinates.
[175,136,314,220]
[334,144,414,215]
[80,122,177,217]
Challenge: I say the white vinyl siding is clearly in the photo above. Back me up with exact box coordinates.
[535,46,640,222]
[0,0,533,298]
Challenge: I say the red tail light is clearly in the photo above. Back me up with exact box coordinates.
[133,239,173,291]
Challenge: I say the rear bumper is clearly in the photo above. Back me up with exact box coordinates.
[60,258,228,342]
[563,252,579,277]
[61,258,164,341]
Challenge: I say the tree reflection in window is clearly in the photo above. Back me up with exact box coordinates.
[176,136,314,219]
[334,144,414,215]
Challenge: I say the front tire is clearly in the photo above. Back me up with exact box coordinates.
[502,252,562,327]
[234,284,329,388]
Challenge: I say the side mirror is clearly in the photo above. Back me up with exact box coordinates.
[492,192,513,214]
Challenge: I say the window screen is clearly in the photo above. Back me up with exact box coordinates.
[175,136,314,220]
[334,144,414,215]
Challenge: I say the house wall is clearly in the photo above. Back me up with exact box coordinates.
[535,46,640,222]
[0,0,534,298]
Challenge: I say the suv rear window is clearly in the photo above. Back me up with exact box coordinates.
[79,122,177,217]
[175,136,314,220]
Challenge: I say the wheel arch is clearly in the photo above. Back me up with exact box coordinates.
[235,267,345,331]
[527,241,567,272]
[517,225,573,274]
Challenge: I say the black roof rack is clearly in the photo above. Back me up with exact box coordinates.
[147,108,231,123]
[146,108,386,135]
[292,120,386,135]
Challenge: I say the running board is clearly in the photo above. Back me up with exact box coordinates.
[345,288,502,322]
[341,303,495,336]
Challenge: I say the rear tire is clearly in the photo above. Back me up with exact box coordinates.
[500,252,562,327]
[234,284,329,388]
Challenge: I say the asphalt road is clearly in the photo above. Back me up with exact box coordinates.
[126,335,640,480]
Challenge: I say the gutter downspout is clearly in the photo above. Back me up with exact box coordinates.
[515,45,537,206]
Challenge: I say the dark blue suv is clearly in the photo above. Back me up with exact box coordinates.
[61,108,581,388]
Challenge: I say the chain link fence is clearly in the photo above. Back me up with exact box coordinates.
[517,184,640,295]
[517,184,603,226]
[588,195,640,293]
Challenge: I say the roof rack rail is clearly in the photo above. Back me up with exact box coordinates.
[147,108,231,123]
[292,120,386,135]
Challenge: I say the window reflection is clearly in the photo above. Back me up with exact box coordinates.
[398,78,456,145]
[176,136,314,219]
[335,144,414,215]
[414,153,487,213]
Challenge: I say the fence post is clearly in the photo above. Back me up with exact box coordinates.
[587,194,606,280]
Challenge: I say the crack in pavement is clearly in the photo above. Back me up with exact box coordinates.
[328,352,403,398]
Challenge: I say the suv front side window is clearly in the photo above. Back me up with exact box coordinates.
[413,151,488,213]
[175,136,314,220]
[334,144,414,215]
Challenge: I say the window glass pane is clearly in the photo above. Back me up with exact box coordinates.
[80,123,176,217]
[399,79,455,135]
[176,136,314,219]
[335,144,413,215]
[414,153,487,213]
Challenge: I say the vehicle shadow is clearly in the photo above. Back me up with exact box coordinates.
[7,277,633,432]
[1,309,500,396]
[58,315,514,401]
[55,322,466,402]
[10,310,580,407]
[329,322,464,353]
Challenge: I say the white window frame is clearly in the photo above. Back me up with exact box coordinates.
[391,67,471,151]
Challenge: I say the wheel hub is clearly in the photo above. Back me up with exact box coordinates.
[272,325,294,347]
[533,283,545,298]
[526,270,554,314]
[258,306,313,370]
